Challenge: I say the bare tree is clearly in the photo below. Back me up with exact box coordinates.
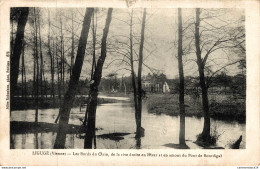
[48,9,55,100]
[21,41,27,104]
[60,17,65,95]
[129,9,138,130]
[37,10,44,101]
[10,7,29,109]
[136,8,146,137]
[177,8,186,146]
[70,11,75,78]
[82,8,99,126]
[33,8,39,123]
[194,8,245,144]
[84,8,113,149]
[91,9,97,79]
[54,8,94,149]
[107,9,153,138]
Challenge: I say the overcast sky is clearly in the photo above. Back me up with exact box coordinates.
[16,7,245,81]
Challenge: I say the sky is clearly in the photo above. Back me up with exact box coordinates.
[13,7,245,82]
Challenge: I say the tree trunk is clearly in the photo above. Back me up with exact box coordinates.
[195,8,210,143]
[38,13,44,102]
[136,8,146,137]
[34,8,39,123]
[91,9,97,80]
[21,41,27,105]
[23,44,27,105]
[70,10,75,78]
[60,18,64,95]
[124,82,126,95]
[52,41,55,99]
[62,35,65,90]
[48,10,55,100]
[82,9,98,126]
[53,8,94,149]
[33,46,36,99]
[129,9,138,127]
[21,42,25,100]
[84,8,113,149]
[55,53,61,124]
[10,7,29,109]
[43,71,47,99]
[11,19,14,62]
[177,8,186,145]
[82,9,97,126]
[56,39,61,107]
[59,17,65,95]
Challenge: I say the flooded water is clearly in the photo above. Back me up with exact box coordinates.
[10,96,245,149]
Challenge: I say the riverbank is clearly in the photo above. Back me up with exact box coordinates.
[10,121,85,134]
[146,94,245,122]
[11,121,131,141]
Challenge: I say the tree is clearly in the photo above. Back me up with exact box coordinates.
[70,10,75,78]
[48,9,55,100]
[177,8,186,146]
[129,9,138,136]
[194,8,212,144]
[84,8,113,149]
[33,7,39,123]
[60,17,65,95]
[82,9,100,126]
[10,7,29,109]
[194,8,245,144]
[54,8,94,149]
[21,41,27,105]
[136,8,147,137]
[91,9,98,80]
[37,10,44,101]
[108,8,149,138]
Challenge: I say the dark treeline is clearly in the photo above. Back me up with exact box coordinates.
[14,71,245,99]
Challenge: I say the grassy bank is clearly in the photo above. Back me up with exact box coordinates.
[146,94,245,122]
[10,121,130,141]
[99,92,131,97]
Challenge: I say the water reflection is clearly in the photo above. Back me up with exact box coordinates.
[22,134,26,149]
[11,101,246,149]
[10,135,14,149]
[135,137,141,149]
[34,133,39,149]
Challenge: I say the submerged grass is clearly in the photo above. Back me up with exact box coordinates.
[146,93,245,122]
[146,94,202,117]
[196,126,222,146]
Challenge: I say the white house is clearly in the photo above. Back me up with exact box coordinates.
[162,81,171,93]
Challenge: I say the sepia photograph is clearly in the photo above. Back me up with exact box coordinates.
[1,0,260,166]
[9,6,246,150]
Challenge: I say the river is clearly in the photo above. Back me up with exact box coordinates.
[10,96,245,149]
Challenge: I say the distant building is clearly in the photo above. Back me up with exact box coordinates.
[142,73,171,93]
[162,81,170,93]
